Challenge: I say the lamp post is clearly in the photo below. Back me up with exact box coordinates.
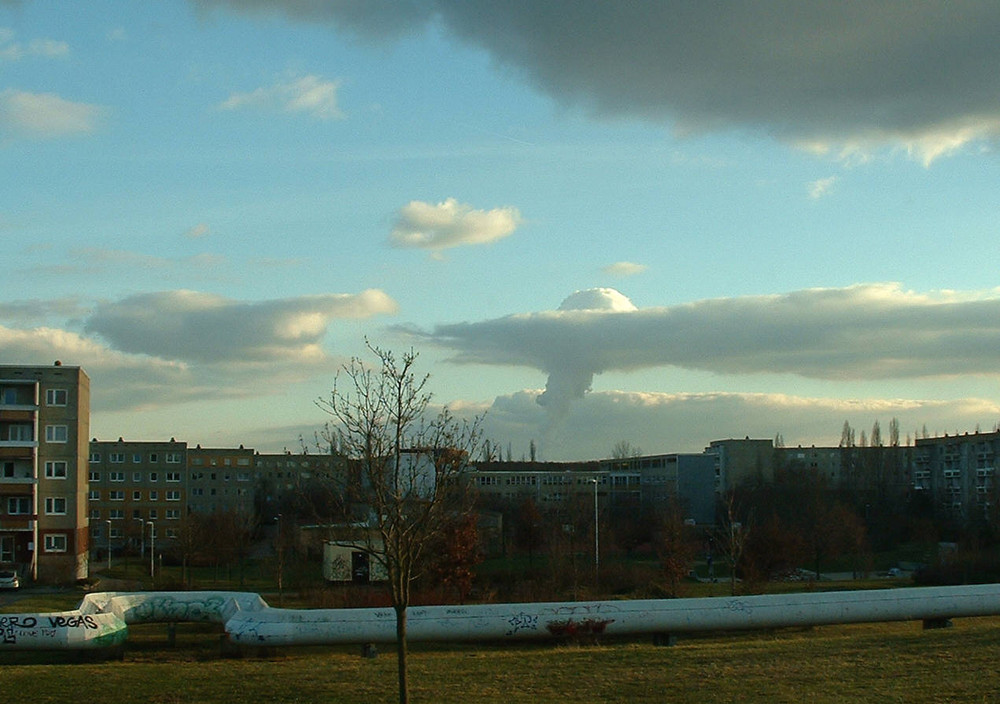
[135,517,145,559]
[591,477,599,590]
[105,519,112,572]
[147,520,155,578]
[275,513,284,606]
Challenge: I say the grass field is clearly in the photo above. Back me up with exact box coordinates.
[4,589,1000,703]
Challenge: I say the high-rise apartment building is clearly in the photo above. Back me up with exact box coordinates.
[0,363,90,583]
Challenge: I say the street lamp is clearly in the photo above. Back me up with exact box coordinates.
[147,520,155,578]
[591,477,599,589]
[275,513,284,606]
[105,519,112,572]
[135,517,145,559]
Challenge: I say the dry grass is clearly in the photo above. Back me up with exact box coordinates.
[3,615,1000,703]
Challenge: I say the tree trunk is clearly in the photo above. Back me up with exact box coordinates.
[395,604,409,704]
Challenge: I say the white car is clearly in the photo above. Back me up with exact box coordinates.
[0,569,20,590]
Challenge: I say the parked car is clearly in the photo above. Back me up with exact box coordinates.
[0,569,20,590]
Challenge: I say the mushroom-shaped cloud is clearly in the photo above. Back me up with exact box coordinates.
[538,289,638,414]
[557,288,638,313]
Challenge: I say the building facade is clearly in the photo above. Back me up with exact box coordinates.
[468,453,716,525]
[88,438,188,554]
[913,430,1000,522]
[0,363,90,583]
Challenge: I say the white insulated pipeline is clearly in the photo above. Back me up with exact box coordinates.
[2,584,999,650]
[225,584,1000,646]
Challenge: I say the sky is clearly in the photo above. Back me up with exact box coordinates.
[4,1,1000,460]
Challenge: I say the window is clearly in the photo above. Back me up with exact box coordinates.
[109,509,124,519]
[109,471,124,482]
[149,509,158,520]
[45,388,68,406]
[109,490,124,501]
[45,425,68,443]
[2,461,14,478]
[132,490,142,501]
[44,534,67,553]
[166,453,181,464]
[89,452,101,463]
[45,497,67,514]
[191,488,203,496]
[109,528,122,539]
[132,509,140,519]
[166,528,178,539]
[166,490,181,501]
[45,461,68,479]
[89,470,101,481]
[109,453,125,464]
[165,509,180,520]
[132,472,142,482]
[149,453,158,463]
[7,497,31,514]
[89,509,100,519]
[7,425,32,442]
[166,472,181,482]
[149,472,158,482]
[132,454,142,464]
[149,490,158,501]
[88,489,100,500]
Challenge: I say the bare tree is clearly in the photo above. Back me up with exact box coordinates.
[610,440,642,460]
[317,343,482,704]
[716,490,752,595]
[655,499,698,597]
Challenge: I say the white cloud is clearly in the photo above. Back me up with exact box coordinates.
[409,283,1000,424]
[85,289,398,363]
[601,261,647,277]
[0,28,69,61]
[184,223,211,239]
[807,176,837,199]
[0,324,198,412]
[389,197,522,251]
[0,297,90,323]
[218,74,343,120]
[205,1,1000,164]
[477,388,1000,461]
[0,89,104,138]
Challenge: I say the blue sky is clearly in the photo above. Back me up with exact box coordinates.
[4,1,1000,459]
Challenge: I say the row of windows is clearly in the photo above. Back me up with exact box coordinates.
[189,472,252,481]
[89,489,181,501]
[91,508,180,521]
[2,496,70,515]
[2,461,67,479]
[190,487,249,496]
[89,471,182,482]
[1,424,67,443]
[1,388,68,407]
[190,457,252,467]
[91,452,182,464]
